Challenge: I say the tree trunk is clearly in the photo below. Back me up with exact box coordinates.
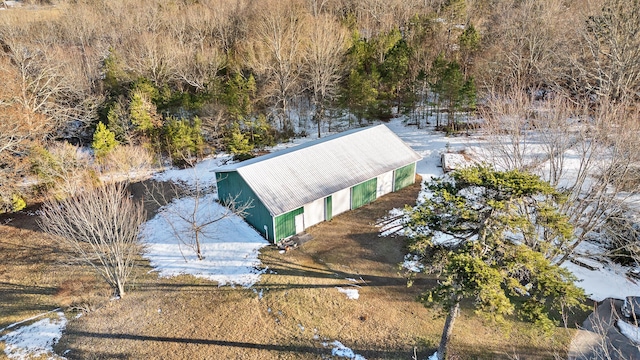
[437,301,460,360]
[435,97,440,128]
[117,279,125,298]
[315,102,323,138]
[195,230,203,260]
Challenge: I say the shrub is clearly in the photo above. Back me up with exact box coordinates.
[129,89,161,134]
[103,145,157,176]
[31,143,99,199]
[92,122,118,160]
[12,194,26,212]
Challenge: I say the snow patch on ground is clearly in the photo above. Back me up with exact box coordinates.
[441,152,473,172]
[0,311,67,360]
[385,119,472,182]
[324,340,366,360]
[618,320,640,344]
[427,351,439,360]
[562,261,640,301]
[153,155,232,190]
[402,254,424,273]
[336,287,360,300]
[141,195,269,287]
[376,208,407,237]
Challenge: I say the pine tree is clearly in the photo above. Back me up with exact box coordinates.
[92,122,117,160]
[164,117,204,166]
[407,165,585,360]
[458,24,480,76]
[129,89,160,134]
[223,72,256,123]
[343,69,378,124]
[226,125,253,159]
[105,102,127,143]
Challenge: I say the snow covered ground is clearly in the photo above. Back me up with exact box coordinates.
[153,155,231,190]
[382,117,640,303]
[323,340,367,360]
[144,162,269,287]
[5,116,640,359]
[618,319,640,344]
[0,311,67,360]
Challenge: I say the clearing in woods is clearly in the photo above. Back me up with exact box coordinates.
[0,178,582,359]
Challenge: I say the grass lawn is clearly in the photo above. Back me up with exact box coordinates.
[0,178,587,359]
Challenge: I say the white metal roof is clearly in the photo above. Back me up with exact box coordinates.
[216,124,422,216]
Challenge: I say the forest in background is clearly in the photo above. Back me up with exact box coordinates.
[1,0,639,211]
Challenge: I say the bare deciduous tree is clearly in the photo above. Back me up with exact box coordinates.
[125,31,178,87]
[477,0,573,92]
[567,0,640,102]
[0,55,51,210]
[146,174,252,261]
[304,14,348,137]
[245,0,309,132]
[38,183,146,298]
[174,43,225,93]
[479,91,640,264]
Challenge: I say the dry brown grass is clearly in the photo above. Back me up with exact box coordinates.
[0,3,64,24]
[0,179,586,359]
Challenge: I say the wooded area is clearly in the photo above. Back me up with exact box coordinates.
[0,0,639,211]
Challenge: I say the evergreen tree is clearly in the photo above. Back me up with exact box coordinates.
[163,117,204,166]
[380,37,412,111]
[103,48,130,96]
[343,68,379,124]
[225,124,253,159]
[222,72,256,123]
[246,114,275,149]
[341,32,380,123]
[440,61,465,130]
[105,102,128,143]
[407,165,585,360]
[92,122,118,160]
[129,90,160,134]
[431,58,476,132]
[458,24,480,76]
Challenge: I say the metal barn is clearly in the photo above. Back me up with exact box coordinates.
[215,124,422,244]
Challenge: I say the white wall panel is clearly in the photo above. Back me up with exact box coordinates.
[304,197,325,228]
[332,188,351,216]
[377,171,394,197]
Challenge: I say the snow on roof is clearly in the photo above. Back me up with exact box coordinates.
[217,124,422,216]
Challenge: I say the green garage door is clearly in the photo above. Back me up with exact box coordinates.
[351,178,377,209]
[325,196,332,221]
[275,207,304,241]
[394,163,416,191]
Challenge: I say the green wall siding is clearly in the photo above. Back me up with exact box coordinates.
[351,178,378,209]
[216,171,274,241]
[394,162,416,191]
[274,207,304,241]
[218,161,416,244]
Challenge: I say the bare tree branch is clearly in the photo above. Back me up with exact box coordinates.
[145,172,252,261]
